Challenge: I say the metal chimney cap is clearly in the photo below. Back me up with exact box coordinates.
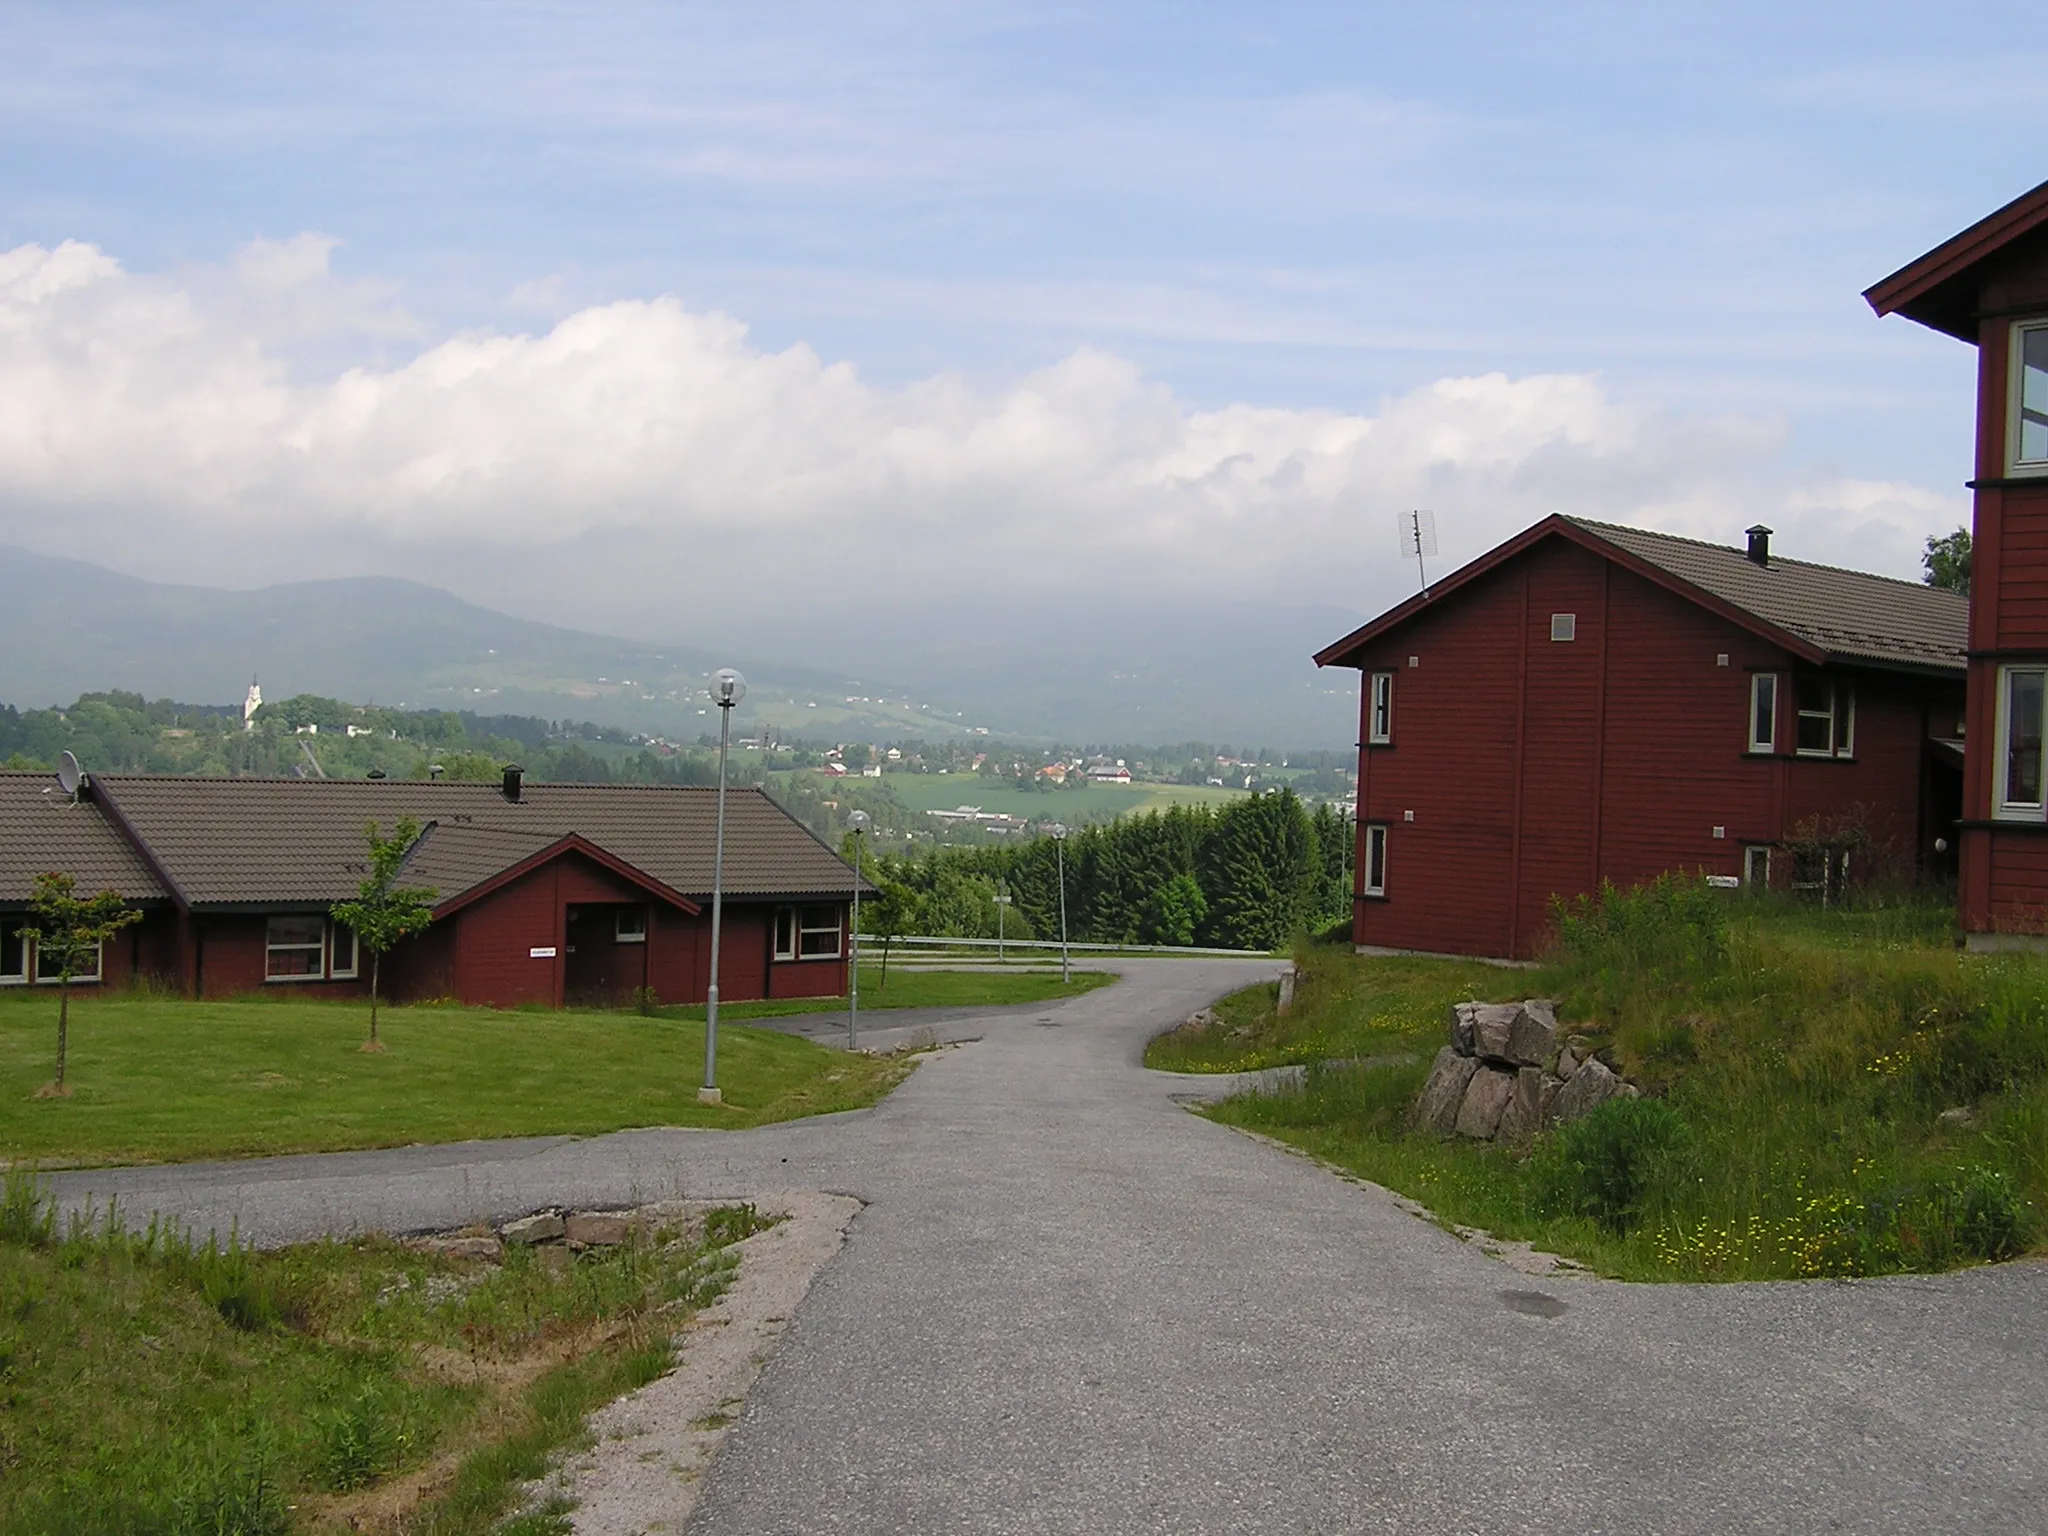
[502,764,525,802]
[1745,525,1773,566]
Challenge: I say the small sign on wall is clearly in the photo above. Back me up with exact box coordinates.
[530,946,558,958]
[1704,875,1740,889]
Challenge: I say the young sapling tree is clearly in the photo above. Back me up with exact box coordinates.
[25,872,142,1097]
[330,817,437,1053]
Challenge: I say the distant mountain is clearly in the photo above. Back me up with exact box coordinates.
[0,546,1366,747]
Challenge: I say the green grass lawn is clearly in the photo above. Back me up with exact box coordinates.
[1161,884,2048,1282]
[0,994,917,1168]
[884,773,1245,822]
[662,964,1114,1022]
[0,1174,769,1535]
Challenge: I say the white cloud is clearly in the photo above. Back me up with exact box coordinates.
[0,236,1963,639]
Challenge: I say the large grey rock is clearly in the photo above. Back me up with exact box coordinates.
[1548,1057,1626,1125]
[1511,1000,1561,1065]
[1555,1044,1582,1080]
[1448,1003,1479,1055]
[1496,1067,1556,1144]
[501,1211,566,1245]
[566,1211,632,1248]
[410,1233,503,1262]
[1469,1003,1525,1063]
[1413,1047,1481,1134]
[1454,1066,1517,1139]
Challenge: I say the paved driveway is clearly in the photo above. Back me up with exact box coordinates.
[48,959,2048,1533]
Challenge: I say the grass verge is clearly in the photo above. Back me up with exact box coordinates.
[0,1173,772,1535]
[0,996,917,1167]
[1166,881,2047,1281]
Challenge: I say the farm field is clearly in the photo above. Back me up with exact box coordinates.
[0,994,915,1167]
[884,773,1245,822]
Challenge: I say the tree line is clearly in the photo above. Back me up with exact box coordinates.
[851,790,1352,954]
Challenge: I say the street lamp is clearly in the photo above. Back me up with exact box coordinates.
[699,667,745,1105]
[1050,823,1070,983]
[846,809,869,1051]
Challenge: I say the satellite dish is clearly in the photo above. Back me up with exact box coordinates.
[56,750,84,799]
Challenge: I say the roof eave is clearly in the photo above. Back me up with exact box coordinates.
[427,833,704,921]
[1863,177,2048,342]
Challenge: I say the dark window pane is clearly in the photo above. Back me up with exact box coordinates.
[1752,676,1776,747]
[2022,327,2048,463]
[1366,827,1387,892]
[1795,676,1830,714]
[1796,712,1833,754]
[2007,671,2044,805]
[1,922,24,978]
[267,913,324,946]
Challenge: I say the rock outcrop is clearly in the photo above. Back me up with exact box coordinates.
[1412,1000,1638,1143]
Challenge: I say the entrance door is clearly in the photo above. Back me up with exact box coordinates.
[563,903,652,1007]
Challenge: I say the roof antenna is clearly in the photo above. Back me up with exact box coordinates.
[56,750,85,803]
[1398,510,1439,596]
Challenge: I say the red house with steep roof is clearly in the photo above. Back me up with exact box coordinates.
[0,766,861,1007]
[1315,516,1967,961]
[1866,178,2048,946]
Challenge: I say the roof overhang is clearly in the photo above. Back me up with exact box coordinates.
[425,834,704,921]
[1313,515,1830,671]
[1863,178,2048,343]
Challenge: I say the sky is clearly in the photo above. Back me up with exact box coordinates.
[1,2,2044,737]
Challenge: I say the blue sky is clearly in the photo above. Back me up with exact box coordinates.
[0,2,2042,734]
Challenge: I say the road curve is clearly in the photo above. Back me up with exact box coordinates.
[46,958,2048,1533]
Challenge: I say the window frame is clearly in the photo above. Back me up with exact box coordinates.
[1748,673,1779,754]
[34,938,102,986]
[2010,319,2048,476]
[796,904,843,960]
[1743,845,1772,891]
[329,921,359,979]
[1995,663,2048,820]
[614,907,648,945]
[773,906,797,961]
[1367,672,1393,746]
[0,918,27,986]
[264,913,330,982]
[1362,823,1389,898]
[1792,676,1855,760]
[1550,612,1577,642]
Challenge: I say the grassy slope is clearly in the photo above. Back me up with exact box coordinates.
[1155,893,2048,1281]
[0,996,913,1167]
[0,1180,766,1535]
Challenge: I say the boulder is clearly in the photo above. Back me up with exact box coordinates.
[1454,1066,1517,1139]
[1413,1047,1481,1134]
[1548,1057,1625,1126]
[1512,1000,1561,1065]
[412,1234,502,1262]
[1495,1066,1556,1144]
[501,1211,566,1245]
[1555,1044,1582,1080]
[565,1211,632,1248]
[1448,1003,1480,1055]
[1469,1003,1526,1063]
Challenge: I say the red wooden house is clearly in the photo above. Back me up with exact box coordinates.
[1315,516,1967,961]
[1866,178,2048,946]
[0,766,860,1006]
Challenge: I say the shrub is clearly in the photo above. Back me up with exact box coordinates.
[1550,873,1728,978]
[313,1382,416,1492]
[1531,1097,1690,1233]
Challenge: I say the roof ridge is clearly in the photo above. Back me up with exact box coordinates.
[1563,516,1964,599]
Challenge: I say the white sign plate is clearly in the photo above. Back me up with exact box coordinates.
[1704,875,1740,889]
[530,946,558,958]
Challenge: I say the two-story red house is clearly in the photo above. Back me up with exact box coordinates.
[1315,515,1967,961]
[1866,178,2048,946]
[0,767,861,1006]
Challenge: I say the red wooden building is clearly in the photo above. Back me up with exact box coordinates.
[0,767,860,1006]
[1315,516,1967,961]
[1866,178,2048,946]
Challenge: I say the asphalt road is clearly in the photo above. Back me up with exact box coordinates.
[46,959,2048,1534]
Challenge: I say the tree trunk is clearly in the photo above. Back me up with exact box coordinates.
[881,935,891,989]
[55,979,70,1088]
[369,952,381,1048]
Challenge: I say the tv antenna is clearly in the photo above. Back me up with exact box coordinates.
[1397,510,1438,595]
[56,750,85,802]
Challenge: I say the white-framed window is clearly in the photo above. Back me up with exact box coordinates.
[265,913,328,981]
[1367,672,1393,745]
[330,922,359,979]
[1793,676,1854,758]
[1743,845,1772,890]
[1748,673,1779,753]
[2011,320,2048,474]
[1362,824,1389,897]
[1550,612,1576,642]
[773,904,844,960]
[614,907,647,944]
[1996,664,2047,818]
[35,938,102,985]
[0,918,27,985]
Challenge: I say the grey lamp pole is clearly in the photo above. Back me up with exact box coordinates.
[847,809,868,1051]
[1050,823,1070,983]
[699,667,746,1105]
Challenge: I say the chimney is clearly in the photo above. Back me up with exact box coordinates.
[1746,525,1772,567]
[503,764,524,802]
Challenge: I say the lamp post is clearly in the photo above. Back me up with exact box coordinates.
[847,809,868,1051]
[995,879,1009,965]
[1050,823,1070,983]
[699,667,745,1105]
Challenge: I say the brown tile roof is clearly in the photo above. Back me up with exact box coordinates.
[85,777,860,909]
[0,772,168,904]
[1566,518,1968,673]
